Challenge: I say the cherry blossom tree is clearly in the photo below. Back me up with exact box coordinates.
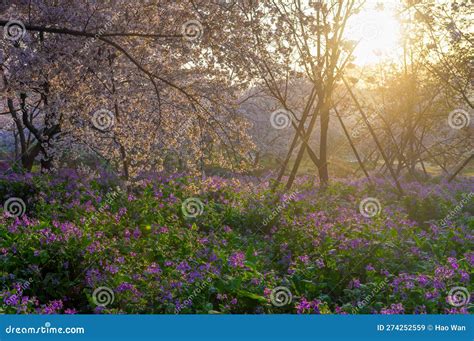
[1,1,255,179]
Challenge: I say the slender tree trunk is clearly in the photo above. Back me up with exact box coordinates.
[318,107,330,185]
[342,76,404,196]
[285,99,324,190]
[334,107,371,182]
[448,153,473,182]
[109,54,130,181]
[276,88,317,184]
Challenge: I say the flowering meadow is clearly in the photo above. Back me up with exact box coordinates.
[1,171,472,315]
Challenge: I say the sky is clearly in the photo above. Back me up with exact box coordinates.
[345,0,403,65]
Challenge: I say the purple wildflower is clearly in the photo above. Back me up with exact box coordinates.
[229,252,245,268]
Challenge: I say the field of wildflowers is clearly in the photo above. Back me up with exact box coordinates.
[1,171,472,315]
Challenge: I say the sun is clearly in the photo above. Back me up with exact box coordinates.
[345,1,402,65]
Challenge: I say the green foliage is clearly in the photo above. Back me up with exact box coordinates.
[1,175,472,314]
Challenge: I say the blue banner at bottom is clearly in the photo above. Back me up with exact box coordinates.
[1,315,472,340]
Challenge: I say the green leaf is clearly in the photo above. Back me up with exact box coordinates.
[237,290,267,303]
[208,310,222,314]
